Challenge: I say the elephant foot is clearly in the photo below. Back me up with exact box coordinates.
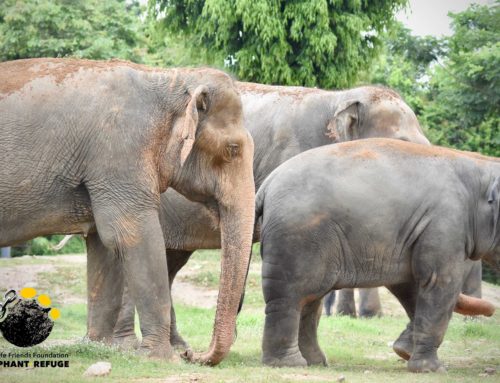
[85,331,113,345]
[393,338,412,361]
[138,339,175,360]
[170,333,190,352]
[262,350,308,367]
[359,309,382,318]
[113,334,140,350]
[303,350,327,366]
[407,356,446,373]
[393,325,413,361]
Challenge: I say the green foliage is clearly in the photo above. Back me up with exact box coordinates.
[423,3,500,157]
[483,263,499,285]
[141,12,210,67]
[11,235,86,256]
[0,0,145,62]
[365,3,499,158]
[154,0,408,87]
[366,22,444,114]
[29,237,52,255]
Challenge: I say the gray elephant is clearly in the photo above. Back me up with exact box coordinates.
[0,58,255,365]
[323,288,382,317]
[325,259,482,317]
[108,83,431,349]
[255,138,499,372]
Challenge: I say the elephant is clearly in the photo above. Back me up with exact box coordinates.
[0,58,255,365]
[107,83,432,350]
[254,138,499,372]
[323,288,382,317]
[325,259,482,317]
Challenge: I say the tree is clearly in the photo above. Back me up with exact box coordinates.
[141,11,210,67]
[0,0,145,62]
[365,3,499,157]
[153,0,408,87]
[422,2,499,157]
[365,22,444,114]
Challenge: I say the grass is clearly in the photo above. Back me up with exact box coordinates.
[0,250,498,382]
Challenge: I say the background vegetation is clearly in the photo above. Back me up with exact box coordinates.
[0,0,498,280]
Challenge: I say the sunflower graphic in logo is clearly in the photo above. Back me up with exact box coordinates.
[0,288,60,347]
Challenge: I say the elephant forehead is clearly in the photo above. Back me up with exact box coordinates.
[209,87,242,118]
[237,81,326,100]
[367,86,401,103]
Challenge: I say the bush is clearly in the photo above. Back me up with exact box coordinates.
[11,235,86,256]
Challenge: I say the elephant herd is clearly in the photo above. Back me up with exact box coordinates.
[0,58,498,374]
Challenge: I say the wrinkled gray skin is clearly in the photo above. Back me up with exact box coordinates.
[109,83,430,349]
[0,59,255,365]
[325,260,482,317]
[255,138,500,372]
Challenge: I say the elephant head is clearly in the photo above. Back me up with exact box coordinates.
[326,86,430,146]
[476,174,500,268]
[163,71,255,365]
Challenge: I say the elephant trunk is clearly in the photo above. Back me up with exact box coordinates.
[186,173,255,366]
[454,293,495,317]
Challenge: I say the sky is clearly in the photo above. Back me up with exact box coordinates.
[396,0,494,37]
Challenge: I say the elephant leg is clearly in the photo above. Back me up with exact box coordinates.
[262,297,306,367]
[112,249,193,350]
[166,249,193,350]
[323,291,336,316]
[358,288,382,318]
[261,256,307,367]
[86,232,124,343]
[92,205,173,359]
[462,260,482,298]
[298,299,327,366]
[336,288,357,317]
[407,250,464,373]
[387,282,417,361]
[112,282,139,349]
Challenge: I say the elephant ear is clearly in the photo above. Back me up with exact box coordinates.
[180,85,209,166]
[487,176,500,235]
[326,100,360,142]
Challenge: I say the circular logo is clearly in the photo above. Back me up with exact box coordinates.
[0,288,60,347]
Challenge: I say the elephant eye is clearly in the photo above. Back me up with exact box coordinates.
[225,143,240,159]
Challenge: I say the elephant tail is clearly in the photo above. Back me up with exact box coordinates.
[255,184,266,222]
[237,245,253,315]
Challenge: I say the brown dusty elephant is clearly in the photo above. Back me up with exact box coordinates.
[107,83,433,350]
[0,58,255,365]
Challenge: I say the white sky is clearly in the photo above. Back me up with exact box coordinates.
[396,0,494,37]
